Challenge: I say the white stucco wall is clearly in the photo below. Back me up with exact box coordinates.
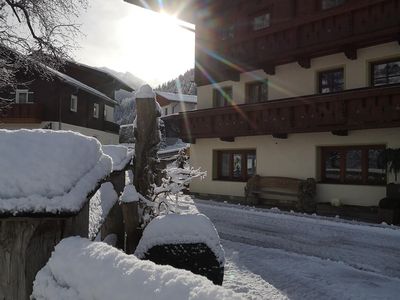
[189,128,400,206]
[161,102,197,116]
[0,122,119,145]
[197,42,400,109]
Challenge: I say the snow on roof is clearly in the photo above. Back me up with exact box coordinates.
[135,214,225,264]
[89,182,118,239]
[102,145,133,172]
[156,91,197,104]
[69,61,136,92]
[32,237,241,300]
[0,130,112,216]
[46,66,118,105]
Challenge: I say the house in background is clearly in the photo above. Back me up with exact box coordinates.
[0,59,134,144]
[127,0,400,208]
[156,91,197,116]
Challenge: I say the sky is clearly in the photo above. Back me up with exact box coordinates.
[73,0,195,87]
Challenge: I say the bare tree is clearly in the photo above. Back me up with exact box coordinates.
[0,0,88,97]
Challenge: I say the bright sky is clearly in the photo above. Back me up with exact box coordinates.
[74,0,195,87]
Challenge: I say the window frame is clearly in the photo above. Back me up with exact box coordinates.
[252,12,271,31]
[370,58,400,87]
[93,103,99,119]
[246,80,268,103]
[15,89,33,104]
[70,95,78,112]
[317,68,345,94]
[213,86,233,108]
[320,145,386,186]
[215,149,256,182]
[321,0,346,10]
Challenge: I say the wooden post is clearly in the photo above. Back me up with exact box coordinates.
[134,84,162,198]
[121,202,141,254]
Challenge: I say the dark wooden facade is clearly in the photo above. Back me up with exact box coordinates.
[0,70,120,134]
[174,85,400,142]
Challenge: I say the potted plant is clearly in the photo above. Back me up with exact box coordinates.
[378,148,400,225]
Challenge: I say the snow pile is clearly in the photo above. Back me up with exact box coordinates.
[102,145,133,171]
[32,237,242,300]
[0,130,112,215]
[119,185,139,203]
[136,84,156,99]
[89,182,119,239]
[135,214,225,264]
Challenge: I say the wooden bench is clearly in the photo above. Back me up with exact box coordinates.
[245,175,317,212]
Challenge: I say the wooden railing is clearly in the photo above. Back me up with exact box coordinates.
[0,103,43,123]
[210,0,400,75]
[175,85,400,141]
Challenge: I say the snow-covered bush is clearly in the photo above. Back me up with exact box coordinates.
[31,237,241,300]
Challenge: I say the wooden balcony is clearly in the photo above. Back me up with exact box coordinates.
[0,103,43,123]
[103,121,120,134]
[172,85,400,142]
[197,0,400,85]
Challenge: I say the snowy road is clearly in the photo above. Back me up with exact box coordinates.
[194,199,400,300]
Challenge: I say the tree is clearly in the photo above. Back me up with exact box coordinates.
[0,0,87,95]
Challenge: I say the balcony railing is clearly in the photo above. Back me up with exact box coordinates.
[174,85,400,141]
[103,120,120,134]
[0,103,43,123]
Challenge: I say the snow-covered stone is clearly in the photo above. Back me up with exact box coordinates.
[88,182,119,239]
[32,237,242,300]
[136,84,156,99]
[102,145,133,171]
[135,214,225,264]
[0,130,112,215]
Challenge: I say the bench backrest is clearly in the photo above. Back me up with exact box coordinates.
[254,176,302,193]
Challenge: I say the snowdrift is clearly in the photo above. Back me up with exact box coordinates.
[0,130,112,215]
[32,237,242,300]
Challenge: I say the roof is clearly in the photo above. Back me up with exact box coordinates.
[68,61,136,92]
[156,91,197,104]
[47,66,118,105]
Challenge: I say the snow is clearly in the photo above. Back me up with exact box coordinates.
[46,66,117,105]
[32,237,242,300]
[156,91,197,104]
[102,145,133,171]
[0,130,112,215]
[88,182,119,239]
[136,84,156,99]
[119,184,139,203]
[191,198,400,299]
[134,214,225,264]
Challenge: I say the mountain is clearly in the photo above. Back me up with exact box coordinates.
[156,69,196,95]
[100,67,145,90]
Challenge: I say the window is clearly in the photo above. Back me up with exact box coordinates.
[213,87,232,107]
[15,89,34,104]
[70,95,78,112]
[318,68,344,94]
[371,59,400,87]
[220,25,235,40]
[104,105,115,122]
[93,103,99,118]
[321,0,345,10]
[253,13,270,31]
[215,150,256,181]
[320,145,386,185]
[246,81,268,103]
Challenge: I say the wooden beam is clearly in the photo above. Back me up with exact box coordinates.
[220,137,235,142]
[344,46,357,60]
[331,130,349,136]
[297,57,311,69]
[262,64,276,75]
[182,137,196,144]
[272,133,288,139]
